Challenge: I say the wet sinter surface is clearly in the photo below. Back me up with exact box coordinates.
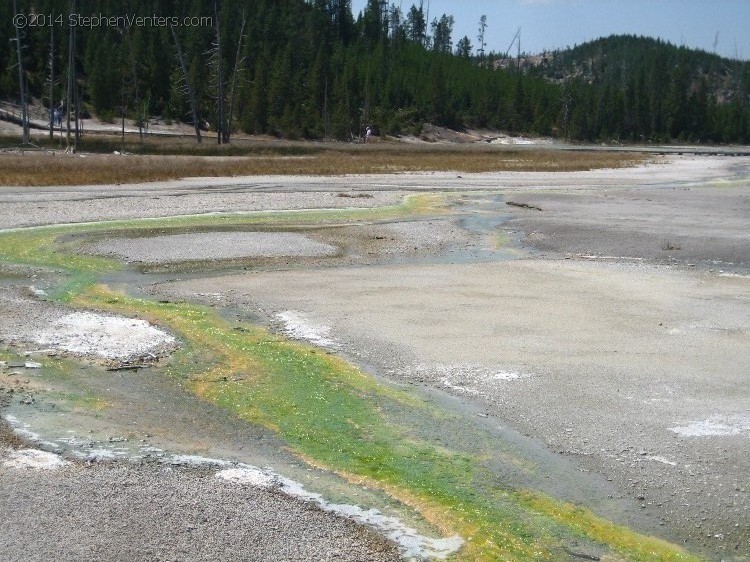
[2,159,749,559]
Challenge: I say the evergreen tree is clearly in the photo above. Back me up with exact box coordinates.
[455,36,472,59]
[430,14,454,54]
[405,3,426,47]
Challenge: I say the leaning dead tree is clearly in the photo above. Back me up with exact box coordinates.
[226,11,247,144]
[170,24,202,143]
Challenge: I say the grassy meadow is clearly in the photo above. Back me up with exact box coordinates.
[0,135,646,186]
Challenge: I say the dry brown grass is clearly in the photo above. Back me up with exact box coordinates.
[0,144,646,186]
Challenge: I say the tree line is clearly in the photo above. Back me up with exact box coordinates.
[1,1,748,144]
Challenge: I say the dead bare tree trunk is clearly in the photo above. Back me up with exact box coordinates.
[48,18,55,139]
[65,0,75,151]
[121,73,126,146]
[226,11,247,144]
[75,79,81,142]
[13,0,29,144]
[170,24,201,143]
[477,15,487,65]
[127,38,142,140]
[123,0,141,139]
[214,1,226,145]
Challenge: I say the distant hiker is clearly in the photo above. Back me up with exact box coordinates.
[365,126,372,143]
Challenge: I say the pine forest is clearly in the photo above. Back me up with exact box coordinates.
[2,0,749,144]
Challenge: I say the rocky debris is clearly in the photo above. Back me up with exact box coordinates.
[0,352,47,412]
[105,363,150,372]
[506,200,543,211]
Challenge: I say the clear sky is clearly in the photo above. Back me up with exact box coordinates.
[350,0,750,61]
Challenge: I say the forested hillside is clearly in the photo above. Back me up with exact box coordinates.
[528,35,750,142]
[2,1,748,143]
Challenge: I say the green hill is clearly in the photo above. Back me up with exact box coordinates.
[526,34,750,142]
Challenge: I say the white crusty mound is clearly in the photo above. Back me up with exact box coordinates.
[35,311,177,361]
[3,449,70,470]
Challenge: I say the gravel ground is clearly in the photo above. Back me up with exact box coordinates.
[90,232,338,263]
[0,185,404,230]
[0,155,739,231]
[502,181,750,273]
[1,154,748,560]
[0,456,399,562]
